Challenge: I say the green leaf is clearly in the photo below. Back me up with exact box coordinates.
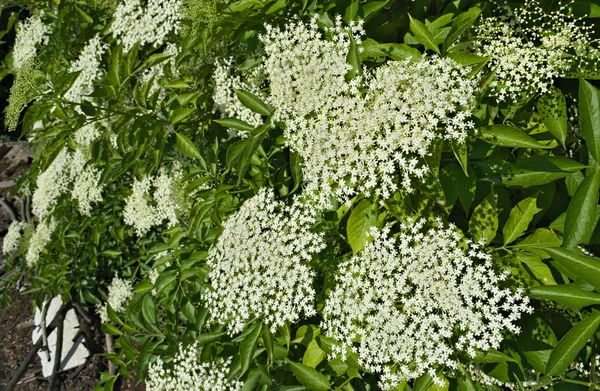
[514,228,562,250]
[543,247,600,292]
[471,349,517,364]
[343,0,359,23]
[236,89,271,116]
[290,151,303,193]
[580,78,600,163]
[347,198,377,253]
[503,197,538,245]
[529,284,600,309]
[546,311,600,376]
[469,192,498,246]
[236,124,270,184]
[303,339,326,368]
[107,45,122,87]
[136,52,173,73]
[287,360,331,391]
[214,118,255,132]
[197,331,226,346]
[347,33,361,80]
[409,14,441,54]
[572,1,600,18]
[175,133,207,169]
[538,86,567,146]
[142,294,157,326]
[240,322,262,376]
[362,1,390,21]
[170,107,195,124]
[563,168,600,248]
[516,252,557,285]
[102,323,122,336]
[478,125,553,149]
[443,6,482,51]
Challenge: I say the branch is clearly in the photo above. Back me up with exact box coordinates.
[47,309,65,391]
[105,333,117,375]
[0,198,16,221]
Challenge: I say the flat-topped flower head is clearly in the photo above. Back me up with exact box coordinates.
[64,34,107,105]
[322,219,532,390]
[258,18,476,208]
[206,188,325,334]
[12,13,49,70]
[147,342,242,391]
[96,276,134,323]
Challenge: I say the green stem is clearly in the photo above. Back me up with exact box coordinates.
[564,378,600,390]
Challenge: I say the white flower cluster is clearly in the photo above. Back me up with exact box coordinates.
[64,34,107,104]
[321,219,532,390]
[140,43,179,97]
[112,0,183,52]
[212,57,264,137]
[146,342,241,391]
[96,276,134,323]
[2,220,28,254]
[12,12,49,70]
[123,164,182,236]
[260,18,475,207]
[31,147,104,218]
[207,188,325,334]
[474,0,600,101]
[74,121,101,148]
[26,218,56,267]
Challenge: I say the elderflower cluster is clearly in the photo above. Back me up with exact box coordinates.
[146,342,242,391]
[260,18,475,207]
[64,34,107,104]
[12,13,49,70]
[321,219,532,390]
[31,147,104,218]
[25,218,57,267]
[207,188,325,334]
[2,221,28,254]
[96,276,134,323]
[112,0,183,52]
[123,164,182,236]
[474,0,600,102]
[212,57,264,137]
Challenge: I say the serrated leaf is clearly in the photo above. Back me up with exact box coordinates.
[347,33,361,80]
[514,228,562,250]
[543,247,600,292]
[136,52,173,73]
[240,322,262,376]
[343,0,359,22]
[287,360,331,391]
[175,133,206,169]
[347,198,377,253]
[538,86,567,146]
[214,118,255,132]
[579,78,600,163]
[409,14,441,54]
[478,125,553,149]
[471,349,517,364]
[529,284,600,309]
[469,192,498,245]
[516,252,557,285]
[563,168,600,248]
[142,294,157,326]
[444,6,482,51]
[170,107,195,124]
[197,331,226,346]
[303,339,326,368]
[236,89,271,116]
[503,197,538,245]
[546,311,600,376]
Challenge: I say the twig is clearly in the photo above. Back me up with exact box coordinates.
[47,309,65,391]
[16,319,35,329]
[72,302,93,324]
[105,333,117,375]
[40,299,51,362]
[0,198,16,221]
[25,194,31,223]
[4,304,69,390]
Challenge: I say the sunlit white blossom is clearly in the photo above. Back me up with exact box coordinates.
[12,13,49,70]
[207,188,325,334]
[322,219,532,390]
[25,218,57,267]
[146,342,241,391]
[112,0,183,52]
[64,34,107,104]
[2,220,28,254]
[31,148,73,219]
[96,276,134,323]
[260,18,476,207]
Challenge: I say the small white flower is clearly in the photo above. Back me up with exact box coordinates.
[64,34,107,104]
[207,188,325,334]
[25,218,57,267]
[322,220,532,390]
[146,342,242,391]
[12,13,49,70]
[2,220,28,254]
[96,276,134,323]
